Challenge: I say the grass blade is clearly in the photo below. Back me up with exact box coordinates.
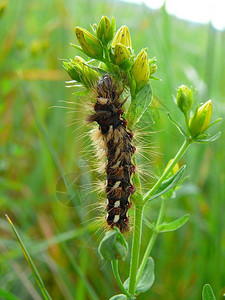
[61,241,99,300]
[0,288,22,300]
[5,215,52,300]
[202,284,216,300]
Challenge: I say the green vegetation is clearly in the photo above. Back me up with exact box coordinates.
[1,0,224,299]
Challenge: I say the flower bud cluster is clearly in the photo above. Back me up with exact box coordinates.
[174,85,218,139]
[64,16,220,141]
[64,16,157,96]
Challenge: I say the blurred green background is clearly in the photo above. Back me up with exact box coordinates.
[1,0,224,299]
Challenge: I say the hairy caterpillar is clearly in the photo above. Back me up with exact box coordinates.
[87,75,136,233]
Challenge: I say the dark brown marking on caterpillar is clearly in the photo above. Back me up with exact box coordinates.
[87,75,135,233]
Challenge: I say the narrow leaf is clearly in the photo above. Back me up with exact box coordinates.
[195,132,221,143]
[195,133,210,139]
[149,75,161,81]
[109,294,128,300]
[5,215,52,300]
[146,165,186,202]
[126,83,152,129]
[206,118,222,130]
[202,284,216,300]
[72,89,89,96]
[143,218,155,231]
[83,63,108,75]
[157,214,190,232]
[167,112,187,137]
[70,43,86,55]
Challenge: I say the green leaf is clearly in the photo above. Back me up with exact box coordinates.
[83,63,108,75]
[0,288,22,300]
[5,215,52,300]
[70,43,87,56]
[167,112,187,137]
[145,165,186,202]
[123,257,155,294]
[195,131,221,143]
[136,257,155,294]
[205,118,223,130]
[98,227,128,261]
[109,294,128,300]
[157,214,190,232]
[126,83,152,129]
[149,75,161,81]
[202,284,216,300]
[143,218,156,231]
[72,89,89,97]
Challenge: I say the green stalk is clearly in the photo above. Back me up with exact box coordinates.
[128,202,145,296]
[136,198,167,284]
[144,138,191,202]
[132,156,143,199]
[103,46,113,73]
[111,261,130,297]
[128,139,190,296]
[128,155,145,296]
[185,113,190,136]
[136,138,191,285]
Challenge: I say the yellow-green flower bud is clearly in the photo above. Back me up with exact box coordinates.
[164,159,179,175]
[114,43,132,71]
[83,65,99,87]
[111,25,132,48]
[150,63,157,75]
[73,55,86,68]
[132,49,150,92]
[189,100,213,137]
[176,85,194,114]
[96,16,115,45]
[62,59,83,82]
[98,61,108,72]
[63,56,99,88]
[75,27,103,59]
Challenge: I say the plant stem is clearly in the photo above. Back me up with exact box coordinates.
[128,139,190,296]
[127,152,145,296]
[128,202,145,296]
[132,155,143,201]
[185,113,190,136]
[111,260,130,297]
[135,138,191,285]
[143,138,191,202]
[103,46,113,73]
[136,198,167,284]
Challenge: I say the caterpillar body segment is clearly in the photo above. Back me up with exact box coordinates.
[88,75,136,233]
